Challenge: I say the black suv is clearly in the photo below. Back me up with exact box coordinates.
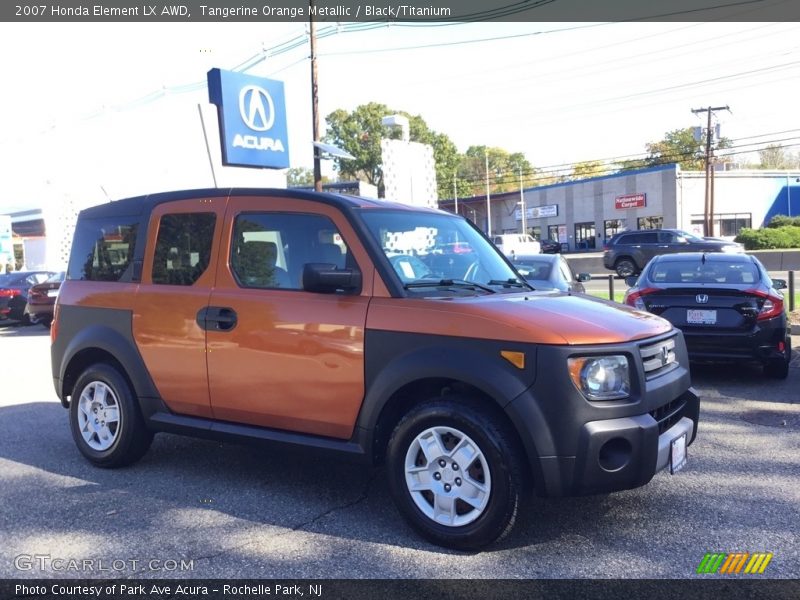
[603,229,743,277]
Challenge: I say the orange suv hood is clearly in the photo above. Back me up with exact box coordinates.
[368,292,672,345]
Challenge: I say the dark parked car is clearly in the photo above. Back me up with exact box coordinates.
[603,229,743,277]
[623,253,791,378]
[0,271,55,324]
[25,271,65,327]
[511,254,591,293]
[539,238,562,254]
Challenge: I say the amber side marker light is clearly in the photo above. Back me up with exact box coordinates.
[500,351,525,370]
[51,303,59,343]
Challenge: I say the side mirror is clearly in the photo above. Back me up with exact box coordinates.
[625,276,638,287]
[576,273,591,282]
[772,278,787,290]
[302,263,362,294]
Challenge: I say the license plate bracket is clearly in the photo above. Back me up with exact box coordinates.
[687,309,716,325]
[670,433,687,474]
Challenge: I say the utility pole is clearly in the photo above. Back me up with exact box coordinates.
[309,0,322,192]
[691,105,729,236]
[485,150,492,237]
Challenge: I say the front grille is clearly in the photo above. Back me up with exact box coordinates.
[640,335,678,379]
[650,396,688,435]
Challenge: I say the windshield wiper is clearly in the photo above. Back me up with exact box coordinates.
[404,278,496,294]
[487,278,531,289]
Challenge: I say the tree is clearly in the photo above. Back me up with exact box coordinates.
[324,102,461,198]
[459,146,534,196]
[570,160,605,180]
[758,144,799,170]
[286,167,314,187]
[645,128,705,169]
[616,127,732,172]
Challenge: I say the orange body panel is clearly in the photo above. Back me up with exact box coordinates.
[366,292,671,345]
[132,196,227,418]
[205,196,370,439]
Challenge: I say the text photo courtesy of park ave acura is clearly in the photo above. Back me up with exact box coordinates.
[1,2,800,595]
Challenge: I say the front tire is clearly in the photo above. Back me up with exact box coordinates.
[69,363,153,468]
[386,398,527,550]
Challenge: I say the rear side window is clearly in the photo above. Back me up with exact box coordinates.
[152,213,216,286]
[67,218,139,282]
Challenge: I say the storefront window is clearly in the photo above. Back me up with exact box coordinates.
[604,219,625,241]
[574,222,596,250]
[637,216,663,230]
[690,213,751,237]
[547,225,561,242]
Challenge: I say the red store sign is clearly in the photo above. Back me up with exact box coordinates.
[615,193,646,210]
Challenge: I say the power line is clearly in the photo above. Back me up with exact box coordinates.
[438,134,800,193]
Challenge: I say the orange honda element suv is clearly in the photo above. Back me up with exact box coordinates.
[52,188,699,550]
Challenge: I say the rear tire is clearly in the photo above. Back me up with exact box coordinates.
[69,363,153,468]
[614,258,637,278]
[386,397,527,550]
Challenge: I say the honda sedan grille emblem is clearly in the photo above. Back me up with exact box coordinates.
[696,294,709,304]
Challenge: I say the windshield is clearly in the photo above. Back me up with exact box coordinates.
[359,210,526,295]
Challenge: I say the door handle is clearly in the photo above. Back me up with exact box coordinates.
[196,306,238,332]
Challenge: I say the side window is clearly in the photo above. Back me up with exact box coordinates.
[231,212,351,290]
[67,217,139,282]
[658,231,675,243]
[152,213,216,286]
[640,232,659,244]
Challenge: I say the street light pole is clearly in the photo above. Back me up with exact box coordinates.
[485,150,491,237]
[519,166,526,235]
[453,171,459,216]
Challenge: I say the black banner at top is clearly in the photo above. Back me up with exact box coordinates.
[3,0,800,23]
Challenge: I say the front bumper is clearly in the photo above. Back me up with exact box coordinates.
[505,331,701,497]
[570,389,699,495]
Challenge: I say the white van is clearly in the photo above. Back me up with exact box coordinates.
[492,234,541,257]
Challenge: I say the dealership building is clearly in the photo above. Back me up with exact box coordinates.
[440,164,800,251]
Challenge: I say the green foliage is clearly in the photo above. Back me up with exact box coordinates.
[734,226,800,249]
[766,215,800,228]
[324,103,462,198]
[571,160,605,180]
[286,167,314,187]
[615,127,732,173]
[460,146,534,196]
[759,144,800,170]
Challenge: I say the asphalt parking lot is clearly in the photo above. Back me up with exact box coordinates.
[0,323,798,580]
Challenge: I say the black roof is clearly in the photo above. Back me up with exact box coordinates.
[77,187,424,219]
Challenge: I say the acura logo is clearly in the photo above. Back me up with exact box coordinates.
[696,294,709,304]
[239,85,275,132]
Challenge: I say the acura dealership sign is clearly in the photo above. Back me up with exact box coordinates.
[207,68,290,169]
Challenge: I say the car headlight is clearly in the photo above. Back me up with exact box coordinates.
[568,355,630,401]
